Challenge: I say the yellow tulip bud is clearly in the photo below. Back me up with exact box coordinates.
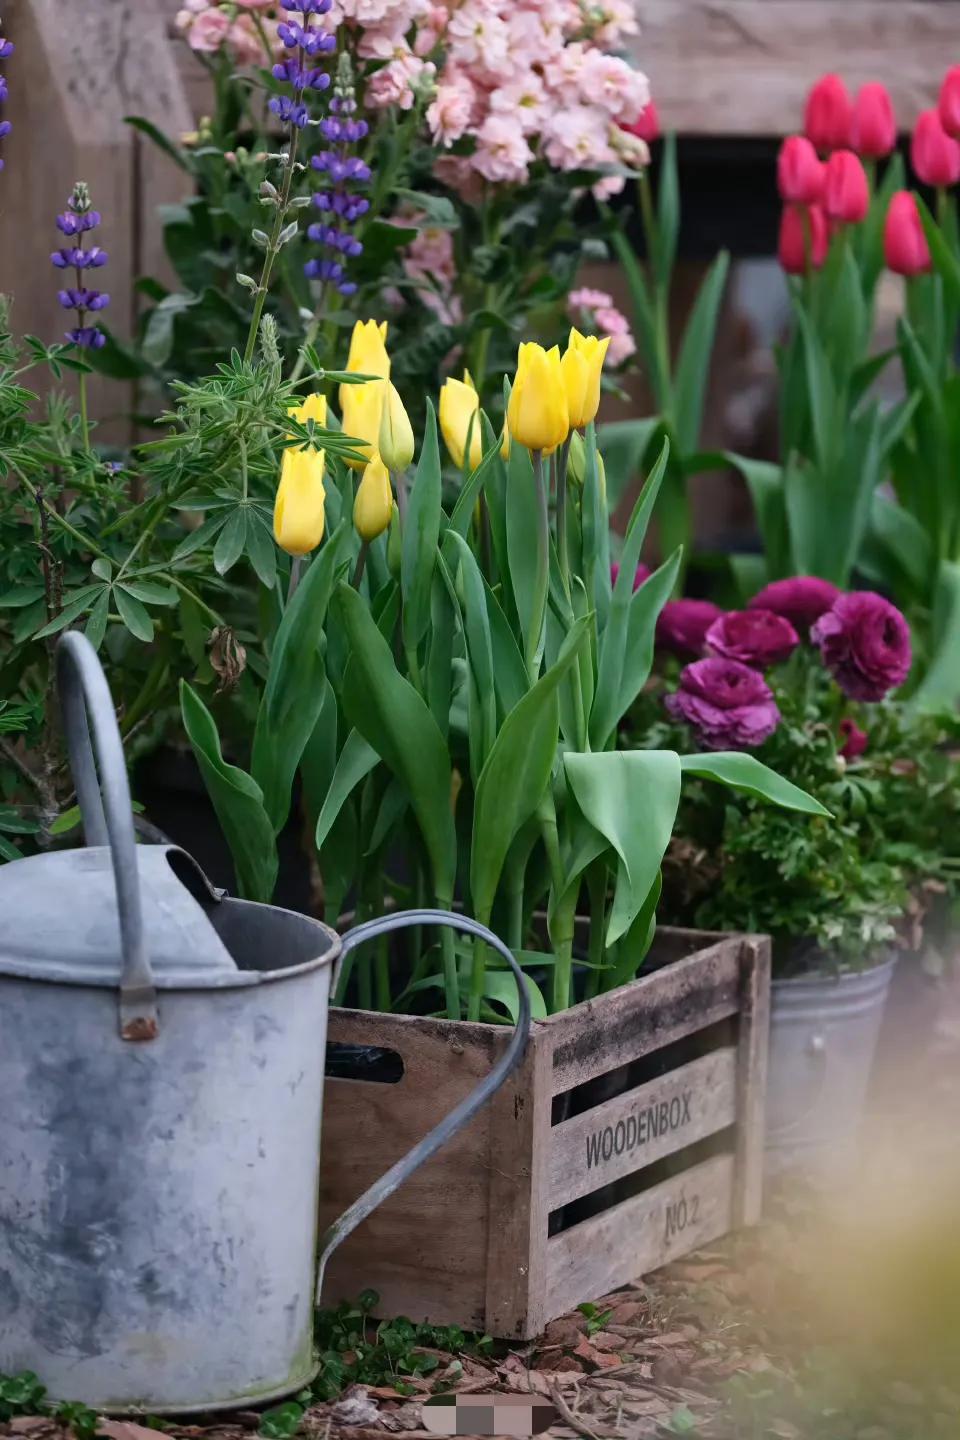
[561,328,610,430]
[354,454,394,542]
[507,342,570,452]
[378,382,415,472]
[273,446,326,556]
[567,429,586,485]
[290,391,327,428]
[340,319,391,471]
[439,374,483,471]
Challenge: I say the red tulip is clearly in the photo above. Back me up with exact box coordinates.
[777,135,825,205]
[621,100,659,144]
[911,108,960,187]
[883,190,931,276]
[804,73,853,152]
[823,150,869,222]
[778,204,829,275]
[851,82,896,158]
[938,65,960,139]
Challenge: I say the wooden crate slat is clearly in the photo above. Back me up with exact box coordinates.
[632,1,960,137]
[319,1009,502,1329]
[732,937,771,1226]
[548,1047,738,1209]
[544,1154,735,1321]
[548,938,742,1093]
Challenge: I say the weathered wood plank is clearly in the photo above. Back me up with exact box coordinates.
[549,1047,738,1208]
[732,937,771,1225]
[545,1155,735,1319]
[548,939,742,1093]
[483,1029,552,1339]
[319,1008,502,1328]
[632,1,960,136]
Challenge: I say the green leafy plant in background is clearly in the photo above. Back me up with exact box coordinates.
[607,134,731,576]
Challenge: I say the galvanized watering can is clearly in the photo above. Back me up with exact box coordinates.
[0,632,530,1414]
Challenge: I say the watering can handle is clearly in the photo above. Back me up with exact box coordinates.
[56,631,157,1041]
[315,909,531,1304]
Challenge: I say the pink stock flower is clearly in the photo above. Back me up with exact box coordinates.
[427,76,475,145]
[594,306,636,365]
[228,15,268,66]
[490,75,549,135]
[543,104,614,171]
[366,53,434,110]
[188,7,230,52]
[580,50,649,120]
[447,2,509,72]
[472,113,533,184]
[569,287,614,311]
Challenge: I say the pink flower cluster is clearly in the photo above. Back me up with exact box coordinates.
[568,287,636,366]
[418,1,647,194]
[176,1,649,195]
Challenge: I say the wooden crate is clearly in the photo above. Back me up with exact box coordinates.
[317,928,770,1339]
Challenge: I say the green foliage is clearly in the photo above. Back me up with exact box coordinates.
[640,671,960,975]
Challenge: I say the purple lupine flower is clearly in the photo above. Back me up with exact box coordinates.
[0,35,12,173]
[306,52,369,298]
[269,0,335,132]
[51,183,110,349]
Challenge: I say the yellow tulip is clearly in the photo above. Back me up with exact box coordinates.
[340,319,391,471]
[354,454,394,542]
[439,373,483,471]
[507,342,569,453]
[290,391,328,429]
[379,382,415,472]
[561,328,610,430]
[273,446,326,556]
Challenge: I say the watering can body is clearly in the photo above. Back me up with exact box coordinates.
[0,634,530,1413]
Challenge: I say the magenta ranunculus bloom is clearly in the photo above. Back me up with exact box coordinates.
[811,591,912,701]
[665,658,781,750]
[705,608,799,668]
[748,576,840,632]
[656,598,722,656]
[611,561,650,592]
[839,717,869,759]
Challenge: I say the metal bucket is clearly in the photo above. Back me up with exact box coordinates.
[0,633,531,1413]
[765,956,897,1179]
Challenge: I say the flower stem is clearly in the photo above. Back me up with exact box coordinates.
[287,555,303,602]
[352,540,369,588]
[438,912,461,1019]
[243,128,301,365]
[78,372,91,455]
[556,435,572,599]
[528,449,549,682]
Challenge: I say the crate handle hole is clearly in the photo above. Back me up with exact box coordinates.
[325,1043,405,1084]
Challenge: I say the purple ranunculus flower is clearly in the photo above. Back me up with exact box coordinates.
[706,608,799,669]
[306,51,368,299]
[51,184,110,349]
[749,576,840,633]
[610,561,650,592]
[665,658,781,750]
[838,717,869,760]
[656,598,722,657]
[811,591,912,701]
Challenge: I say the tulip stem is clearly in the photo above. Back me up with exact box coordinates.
[528,450,550,682]
[287,556,302,602]
[352,542,369,589]
[556,436,572,600]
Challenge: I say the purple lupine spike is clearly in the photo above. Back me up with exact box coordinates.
[52,183,110,349]
[306,51,371,298]
[267,0,335,132]
[0,36,11,173]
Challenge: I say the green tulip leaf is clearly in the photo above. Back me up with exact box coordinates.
[679,751,831,816]
[401,398,442,653]
[334,582,456,904]
[565,749,681,946]
[251,523,348,833]
[470,615,590,925]
[180,680,278,902]
[505,442,547,674]
[314,728,379,851]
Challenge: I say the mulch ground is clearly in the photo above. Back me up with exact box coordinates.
[3,969,959,1440]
